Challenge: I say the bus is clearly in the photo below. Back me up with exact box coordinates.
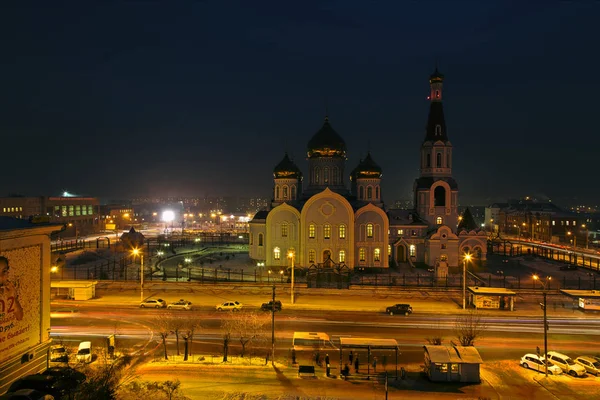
[292,332,332,351]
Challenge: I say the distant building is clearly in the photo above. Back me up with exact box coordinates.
[249,69,487,270]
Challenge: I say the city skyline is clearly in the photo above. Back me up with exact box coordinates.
[1,2,599,205]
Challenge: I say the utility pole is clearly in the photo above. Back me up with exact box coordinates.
[271,285,275,366]
[543,290,548,377]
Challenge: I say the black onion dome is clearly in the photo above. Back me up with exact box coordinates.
[429,67,444,84]
[353,152,382,179]
[273,153,302,179]
[306,116,347,158]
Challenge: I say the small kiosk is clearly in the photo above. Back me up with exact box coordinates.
[423,345,483,383]
[467,287,516,311]
[51,280,97,300]
[560,289,600,311]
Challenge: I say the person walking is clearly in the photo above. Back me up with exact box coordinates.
[291,348,296,365]
[315,351,321,367]
[325,354,331,377]
[354,354,360,373]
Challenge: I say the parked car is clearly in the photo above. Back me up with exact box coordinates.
[575,356,600,376]
[261,300,282,311]
[545,351,586,376]
[385,304,413,316]
[520,353,563,375]
[560,265,578,271]
[0,389,54,400]
[41,367,86,385]
[49,345,68,363]
[76,341,92,364]
[216,301,243,311]
[6,375,62,399]
[167,299,193,310]
[140,299,166,308]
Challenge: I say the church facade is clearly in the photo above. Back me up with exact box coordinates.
[249,70,487,271]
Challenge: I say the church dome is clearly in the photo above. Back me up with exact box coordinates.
[352,152,382,179]
[306,117,347,158]
[429,67,444,84]
[273,153,302,179]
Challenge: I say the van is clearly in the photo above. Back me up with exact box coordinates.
[76,341,92,363]
[546,351,586,377]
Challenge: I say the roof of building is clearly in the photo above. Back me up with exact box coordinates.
[560,289,600,298]
[424,345,483,364]
[429,67,444,83]
[273,153,302,179]
[0,216,62,232]
[250,210,270,222]
[306,116,347,159]
[340,337,399,349]
[351,152,382,180]
[414,176,458,190]
[387,209,428,226]
[424,101,448,142]
[467,287,517,295]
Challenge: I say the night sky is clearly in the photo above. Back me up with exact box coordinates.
[1,1,598,206]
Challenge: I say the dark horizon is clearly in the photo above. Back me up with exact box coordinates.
[1,1,598,206]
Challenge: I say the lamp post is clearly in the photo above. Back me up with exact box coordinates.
[462,253,472,310]
[288,251,295,304]
[514,224,520,240]
[132,248,144,302]
[533,274,551,377]
[582,224,588,249]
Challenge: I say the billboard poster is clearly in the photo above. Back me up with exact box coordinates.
[0,246,41,364]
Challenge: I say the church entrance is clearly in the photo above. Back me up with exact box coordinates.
[322,250,331,261]
[396,245,406,263]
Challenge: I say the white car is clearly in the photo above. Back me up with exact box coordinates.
[140,299,166,308]
[216,301,243,311]
[167,299,193,310]
[76,341,92,364]
[520,353,563,375]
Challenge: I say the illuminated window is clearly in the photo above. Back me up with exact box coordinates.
[359,248,366,262]
[441,254,448,261]
[315,168,320,184]
[68,205,74,217]
[435,90,440,98]
[324,224,331,239]
[324,167,329,183]
[275,186,280,199]
[309,249,316,263]
[436,216,443,225]
[339,224,346,239]
[258,233,263,246]
[281,224,288,237]
[62,206,67,217]
[388,245,391,254]
[412,230,417,236]
[397,229,403,235]
[367,187,373,199]
[283,186,288,199]
[566,221,570,226]
[274,247,281,260]
[450,364,458,373]
[367,223,374,238]
[309,224,316,239]
[573,221,576,226]
[409,245,416,257]
[552,221,555,226]
[374,248,381,262]
[339,250,346,263]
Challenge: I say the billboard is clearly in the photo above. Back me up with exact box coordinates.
[0,246,41,364]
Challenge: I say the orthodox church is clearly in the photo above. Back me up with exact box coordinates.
[249,70,487,271]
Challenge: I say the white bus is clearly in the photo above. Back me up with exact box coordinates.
[292,332,332,351]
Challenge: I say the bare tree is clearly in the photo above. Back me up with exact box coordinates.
[180,316,202,361]
[168,311,187,356]
[221,312,268,358]
[77,349,135,400]
[425,319,445,345]
[454,310,487,346]
[152,313,173,360]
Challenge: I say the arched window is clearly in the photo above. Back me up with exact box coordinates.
[275,186,280,199]
[323,167,329,184]
[359,248,366,262]
[367,186,373,199]
[273,247,281,260]
[426,154,431,168]
[436,216,443,225]
[309,224,316,239]
[258,233,263,246]
[359,186,364,199]
[332,167,339,184]
[388,245,391,254]
[281,223,288,237]
[339,250,346,263]
[324,224,331,239]
[339,224,346,239]
[282,186,288,199]
[436,153,442,167]
[409,245,416,257]
[314,167,320,184]
[435,125,441,135]
[374,248,381,262]
[291,185,296,200]
[375,186,380,199]
[367,223,374,238]
[309,249,316,263]
[435,90,440,98]
[434,186,446,206]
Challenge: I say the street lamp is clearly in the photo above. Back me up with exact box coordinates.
[132,248,144,302]
[513,224,520,240]
[582,224,589,249]
[533,274,551,377]
[462,253,472,310]
[288,251,295,304]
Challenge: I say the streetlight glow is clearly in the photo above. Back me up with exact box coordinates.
[162,210,175,222]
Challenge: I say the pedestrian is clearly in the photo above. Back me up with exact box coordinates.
[315,351,320,366]
[265,352,269,365]
[373,356,377,372]
[325,354,331,377]
[343,363,350,380]
[354,355,359,373]
[349,350,353,364]
[291,348,296,365]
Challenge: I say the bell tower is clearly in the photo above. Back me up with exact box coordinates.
[414,68,459,231]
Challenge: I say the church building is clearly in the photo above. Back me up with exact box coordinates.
[249,69,487,271]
